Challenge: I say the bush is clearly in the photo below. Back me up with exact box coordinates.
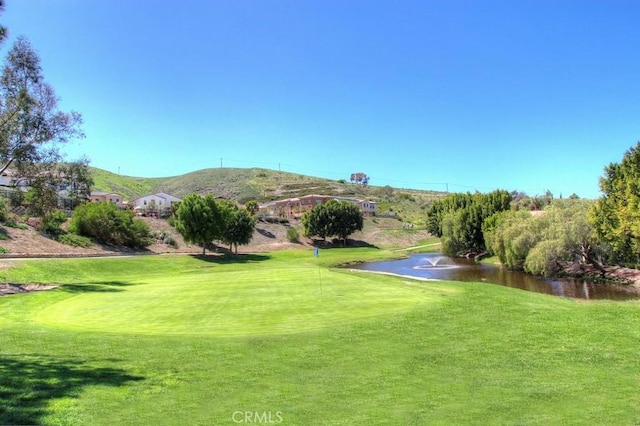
[69,202,153,248]
[286,226,299,243]
[57,233,93,248]
[3,218,27,229]
[42,210,68,234]
[0,197,8,223]
[0,245,9,254]
[151,230,179,249]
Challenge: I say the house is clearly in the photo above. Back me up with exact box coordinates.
[334,196,377,217]
[132,192,182,216]
[258,194,377,219]
[90,191,125,207]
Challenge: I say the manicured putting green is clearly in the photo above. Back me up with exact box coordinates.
[33,253,456,336]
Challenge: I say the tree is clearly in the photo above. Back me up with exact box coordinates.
[426,190,512,256]
[175,194,220,255]
[326,200,364,245]
[58,157,93,209]
[244,200,259,217]
[221,207,255,254]
[350,172,369,186]
[302,200,363,245]
[591,141,640,265]
[0,37,83,181]
[302,202,331,241]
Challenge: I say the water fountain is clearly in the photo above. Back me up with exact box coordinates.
[413,256,458,270]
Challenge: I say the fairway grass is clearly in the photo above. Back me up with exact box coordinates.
[0,249,639,424]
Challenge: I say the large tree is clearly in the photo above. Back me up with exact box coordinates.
[175,194,221,255]
[426,190,512,256]
[591,141,640,264]
[302,200,363,245]
[221,207,255,254]
[0,37,83,180]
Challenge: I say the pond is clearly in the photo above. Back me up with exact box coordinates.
[350,253,639,300]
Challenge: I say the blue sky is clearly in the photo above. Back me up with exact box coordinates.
[3,1,639,198]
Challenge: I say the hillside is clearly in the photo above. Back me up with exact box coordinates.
[0,216,435,256]
[90,167,447,224]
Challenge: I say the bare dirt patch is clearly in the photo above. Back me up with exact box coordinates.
[0,283,57,296]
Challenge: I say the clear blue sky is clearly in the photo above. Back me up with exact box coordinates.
[4,1,639,198]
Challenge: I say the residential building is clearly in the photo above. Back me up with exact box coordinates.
[90,191,124,207]
[132,192,182,216]
[258,194,377,219]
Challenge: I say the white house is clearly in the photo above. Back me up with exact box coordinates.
[132,192,182,215]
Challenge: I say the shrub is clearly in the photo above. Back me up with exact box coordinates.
[0,197,8,222]
[3,219,27,230]
[286,226,299,243]
[42,210,68,234]
[0,245,9,254]
[69,202,153,248]
[57,233,93,248]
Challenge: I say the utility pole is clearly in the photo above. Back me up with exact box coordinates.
[220,158,223,168]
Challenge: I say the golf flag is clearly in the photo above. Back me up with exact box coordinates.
[314,247,319,257]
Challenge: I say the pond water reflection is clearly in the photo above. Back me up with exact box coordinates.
[350,253,639,300]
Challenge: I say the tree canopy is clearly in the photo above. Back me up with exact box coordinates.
[175,194,221,255]
[425,190,512,256]
[591,141,640,265]
[175,194,255,255]
[302,200,363,245]
[0,37,83,179]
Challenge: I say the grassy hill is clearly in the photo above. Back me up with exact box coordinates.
[90,167,447,224]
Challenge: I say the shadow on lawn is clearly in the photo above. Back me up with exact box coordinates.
[190,253,271,265]
[61,280,136,293]
[0,354,143,425]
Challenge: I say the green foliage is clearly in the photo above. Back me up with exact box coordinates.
[286,226,300,243]
[220,206,255,253]
[426,190,512,256]
[302,200,363,245]
[57,232,93,248]
[0,196,8,223]
[151,231,178,249]
[591,141,640,265]
[0,245,8,253]
[42,210,67,234]
[68,202,152,248]
[175,195,255,254]
[244,200,259,216]
[3,219,27,229]
[487,200,599,276]
[175,194,221,255]
[0,37,84,212]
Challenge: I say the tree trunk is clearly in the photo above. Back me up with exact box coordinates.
[202,240,206,256]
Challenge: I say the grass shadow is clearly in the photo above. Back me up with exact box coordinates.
[61,280,136,293]
[0,354,144,425]
[189,253,271,265]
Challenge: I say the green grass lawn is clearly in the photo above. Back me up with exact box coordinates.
[0,249,639,425]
